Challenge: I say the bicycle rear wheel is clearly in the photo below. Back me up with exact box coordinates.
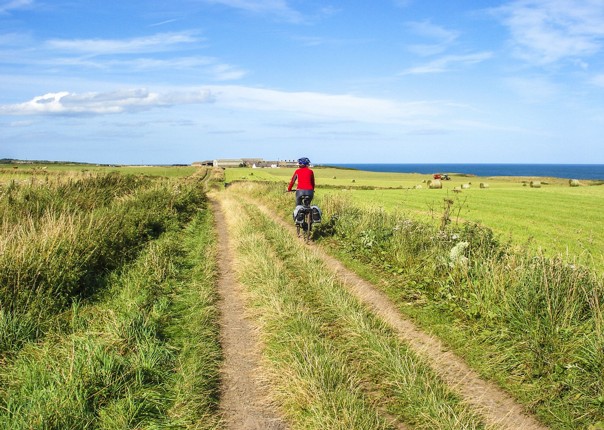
[303,211,312,243]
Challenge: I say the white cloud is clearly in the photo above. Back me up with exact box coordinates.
[149,19,179,27]
[0,85,451,125]
[406,20,459,44]
[401,52,493,75]
[405,20,460,56]
[207,86,447,124]
[495,0,604,65]
[0,0,33,14]
[6,119,34,127]
[42,56,247,80]
[591,74,604,87]
[201,0,304,22]
[2,32,246,80]
[0,88,215,115]
[0,32,32,46]
[46,31,201,55]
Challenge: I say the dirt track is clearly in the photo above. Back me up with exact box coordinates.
[212,193,548,429]
[212,197,287,430]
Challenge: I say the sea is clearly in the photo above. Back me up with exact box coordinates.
[328,164,604,181]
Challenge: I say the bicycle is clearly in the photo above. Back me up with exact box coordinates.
[295,195,313,243]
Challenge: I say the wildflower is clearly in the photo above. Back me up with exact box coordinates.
[449,241,469,268]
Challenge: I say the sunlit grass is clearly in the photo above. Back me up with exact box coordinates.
[0,210,222,429]
[339,185,604,268]
[0,163,197,179]
[223,166,604,269]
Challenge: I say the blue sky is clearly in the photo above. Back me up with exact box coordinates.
[1,0,603,165]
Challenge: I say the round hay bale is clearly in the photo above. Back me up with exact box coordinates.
[569,179,580,187]
[480,182,489,188]
[461,183,470,189]
[530,181,541,188]
[428,179,442,189]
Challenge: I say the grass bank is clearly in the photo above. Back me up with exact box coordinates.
[0,172,207,356]
[0,203,222,429]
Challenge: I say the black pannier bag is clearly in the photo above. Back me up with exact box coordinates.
[293,205,305,223]
[311,205,322,223]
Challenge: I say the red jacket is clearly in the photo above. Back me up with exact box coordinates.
[287,167,315,191]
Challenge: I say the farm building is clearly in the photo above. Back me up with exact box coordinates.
[252,161,279,168]
[213,159,245,168]
[192,158,301,168]
[242,158,264,166]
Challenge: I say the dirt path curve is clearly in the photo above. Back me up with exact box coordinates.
[211,196,288,430]
[251,199,548,430]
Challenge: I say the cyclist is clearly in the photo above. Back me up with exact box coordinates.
[287,157,315,205]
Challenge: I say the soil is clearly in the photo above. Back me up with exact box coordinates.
[211,197,288,430]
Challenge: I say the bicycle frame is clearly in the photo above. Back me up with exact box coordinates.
[295,195,313,243]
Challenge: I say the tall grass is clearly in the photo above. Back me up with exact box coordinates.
[230,181,604,429]
[0,172,207,356]
[0,198,222,429]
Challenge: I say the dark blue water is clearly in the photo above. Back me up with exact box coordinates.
[328,164,604,180]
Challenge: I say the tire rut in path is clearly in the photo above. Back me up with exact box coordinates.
[250,199,549,430]
[211,197,287,430]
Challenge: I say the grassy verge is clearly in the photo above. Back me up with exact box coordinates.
[220,192,488,429]
[0,209,222,429]
[226,181,604,430]
[0,172,207,356]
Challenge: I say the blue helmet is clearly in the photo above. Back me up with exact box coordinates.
[297,157,311,166]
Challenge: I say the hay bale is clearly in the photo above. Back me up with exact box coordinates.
[569,179,580,187]
[428,179,442,189]
[414,184,423,189]
[461,183,471,189]
[480,182,489,188]
[530,181,541,188]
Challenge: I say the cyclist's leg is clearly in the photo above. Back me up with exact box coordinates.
[295,190,314,205]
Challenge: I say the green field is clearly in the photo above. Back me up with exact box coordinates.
[0,163,197,180]
[226,166,604,269]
